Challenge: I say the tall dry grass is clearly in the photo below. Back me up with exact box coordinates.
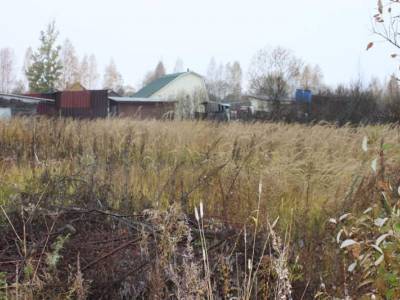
[1,117,399,298]
[1,118,397,216]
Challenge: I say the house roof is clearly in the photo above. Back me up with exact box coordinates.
[133,72,186,98]
[109,96,176,103]
[0,93,55,104]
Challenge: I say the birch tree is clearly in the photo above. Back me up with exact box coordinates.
[299,64,324,92]
[59,39,80,89]
[225,61,242,99]
[103,59,123,91]
[206,58,229,100]
[87,54,99,89]
[79,54,99,89]
[173,58,184,73]
[21,47,33,90]
[79,55,89,88]
[0,48,16,93]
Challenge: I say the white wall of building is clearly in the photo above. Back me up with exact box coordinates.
[0,107,11,119]
[152,72,208,117]
[249,98,272,112]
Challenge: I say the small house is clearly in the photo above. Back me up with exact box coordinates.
[134,71,208,115]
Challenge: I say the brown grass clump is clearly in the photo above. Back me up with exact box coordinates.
[0,117,399,298]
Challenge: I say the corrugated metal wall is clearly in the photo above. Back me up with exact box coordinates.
[37,103,57,116]
[60,91,91,108]
[90,90,108,118]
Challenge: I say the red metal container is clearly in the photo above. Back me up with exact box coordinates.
[60,91,91,108]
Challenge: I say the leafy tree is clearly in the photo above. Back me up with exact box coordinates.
[26,22,63,93]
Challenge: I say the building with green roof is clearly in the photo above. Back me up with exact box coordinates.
[133,71,208,118]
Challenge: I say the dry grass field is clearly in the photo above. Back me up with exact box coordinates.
[1,118,400,299]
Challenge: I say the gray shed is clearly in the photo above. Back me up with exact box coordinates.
[0,93,55,118]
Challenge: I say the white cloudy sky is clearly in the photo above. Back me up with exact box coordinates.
[0,0,395,90]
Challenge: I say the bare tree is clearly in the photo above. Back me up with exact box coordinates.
[248,46,303,100]
[103,59,123,92]
[299,64,324,92]
[154,61,166,78]
[142,71,155,87]
[173,58,184,73]
[225,61,242,99]
[79,55,90,88]
[22,47,33,89]
[79,54,100,89]
[88,54,99,89]
[0,48,16,93]
[142,61,166,86]
[205,58,230,100]
[371,1,400,50]
[387,74,399,98]
[370,1,400,73]
[206,58,218,98]
[12,80,26,94]
[59,39,80,89]
[122,85,136,96]
[383,74,400,120]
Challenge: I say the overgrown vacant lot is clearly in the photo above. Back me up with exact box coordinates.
[1,118,400,299]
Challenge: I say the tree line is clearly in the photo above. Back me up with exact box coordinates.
[1,17,400,124]
[0,21,325,98]
[0,22,130,95]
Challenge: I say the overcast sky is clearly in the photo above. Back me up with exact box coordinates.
[0,0,395,90]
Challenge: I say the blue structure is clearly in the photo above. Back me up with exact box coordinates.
[295,89,312,103]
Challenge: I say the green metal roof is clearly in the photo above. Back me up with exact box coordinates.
[134,72,185,98]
